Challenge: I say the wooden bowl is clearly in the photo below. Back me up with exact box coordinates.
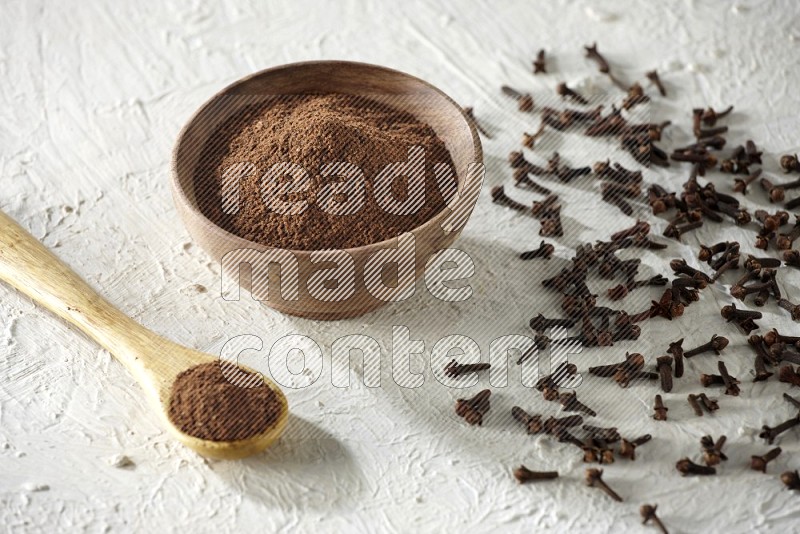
[171,61,483,319]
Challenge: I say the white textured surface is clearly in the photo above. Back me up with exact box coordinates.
[1,0,800,532]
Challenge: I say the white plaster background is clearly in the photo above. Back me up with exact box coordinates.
[1,0,800,532]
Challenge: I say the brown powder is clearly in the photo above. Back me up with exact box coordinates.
[195,93,456,250]
[168,362,282,442]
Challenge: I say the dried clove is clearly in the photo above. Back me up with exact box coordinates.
[533,49,547,74]
[618,434,652,460]
[513,168,552,195]
[687,394,704,416]
[560,391,597,417]
[718,361,740,396]
[684,335,729,358]
[501,85,534,112]
[733,168,763,195]
[463,107,491,138]
[698,393,719,413]
[760,176,786,203]
[583,425,622,443]
[785,250,800,268]
[701,435,728,466]
[780,154,800,173]
[513,465,559,483]
[622,82,650,110]
[556,82,588,105]
[700,105,734,126]
[491,185,527,211]
[750,447,782,473]
[667,338,685,378]
[645,70,666,97]
[759,414,800,444]
[444,359,491,378]
[511,406,544,434]
[653,394,668,421]
[656,356,673,392]
[784,393,800,410]
[520,241,555,260]
[521,123,547,149]
[777,298,800,321]
[455,389,491,426]
[640,504,668,534]
[781,470,800,490]
[584,43,610,73]
[676,458,716,476]
[779,365,800,387]
[589,352,644,378]
[585,468,623,502]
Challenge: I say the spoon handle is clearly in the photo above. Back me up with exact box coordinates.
[0,209,162,377]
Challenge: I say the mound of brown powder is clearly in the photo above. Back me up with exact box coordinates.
[168,362,282,442]
[195,93,456,250]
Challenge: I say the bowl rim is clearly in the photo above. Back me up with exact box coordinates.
[170,59,483,257]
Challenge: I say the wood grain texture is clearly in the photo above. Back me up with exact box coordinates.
[0,209,288,459]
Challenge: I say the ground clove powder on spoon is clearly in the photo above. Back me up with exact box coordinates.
[168,362,282,442]
[196,93,457,250]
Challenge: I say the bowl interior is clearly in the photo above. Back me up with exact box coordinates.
[172,60,482,254]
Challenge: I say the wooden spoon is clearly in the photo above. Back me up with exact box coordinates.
[0,210,288,459]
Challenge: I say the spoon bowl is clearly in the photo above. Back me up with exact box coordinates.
[0,209,288,459]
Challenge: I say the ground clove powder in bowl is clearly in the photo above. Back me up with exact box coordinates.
[195,93,458,250]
